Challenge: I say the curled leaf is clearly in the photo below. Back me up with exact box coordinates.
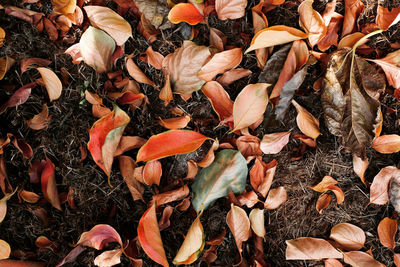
[202,81,233,123]
[343,251,385,267]
[370,166,400,205]
[0,240,10,260]
[226,204,250,259]
[292,100,320,139]
[168,3,203,25]
[27,104,51,130]
[249,208,265,238]
[298,0,327,47]
[264,186,287,209]
[215,0,247,20]
[143,160,162,186]
[377,217,397,250]
[41,158,61,211]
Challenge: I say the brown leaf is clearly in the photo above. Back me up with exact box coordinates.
[153,185,189,207]
[215,0,247,20]
[125,55,155,87]
[43,18,58,41]
[159,73,173,106]
[114,136,147,157]
[316,193,331,213]
[133,0,170,29]
[202,81,233,123]
[260,132,290,154]
[94,249,122,267]
[395,254,400,267]
[0,83,35,114]
[376,5,400,31]
[370,166,400,205]
[237,190,259,208]
[324,258,344,267]
[0,56,15,81]
[19,190,40,203]
[341,0,364,37]
[162,41,211,95]
[216,68,252,87]
[143,160,162,186]
[372,134,400,153]
[370,49,400,90]
[52,0,76,15]
[226,204,250,259]
[286,237,342,260]
[197,48,242,82]
[298,0,327,47]
[27,104,51,130]
[41,158,61,210]
[311,176,344,204]
[318,12,343,52]
[119,156,144,201]
[343,251,385,267]
[251,0,269,69]
[353,154,368,185]
[321,48,385,157]
[292,100,320,139]
[330,223,365,251]
[236,135,262,159]
[209,28,226,52]
[264,186,287,209]
[145,46,164,70]
[250,158,277,198]
[20,58,51,74]
[377,217,397,250]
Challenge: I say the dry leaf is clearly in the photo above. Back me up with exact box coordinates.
[377,217,397,250]
[298,0,327,47]
[20,58,51,74]
[160,73,173,106]
[236,135,262,159]
[376,5,400,31]
[330,223,365,251]
[250,158,276,198]
[341,0,364,37]
[0,240,10,260]
[249,208,265,238]
[125,55,155,87]
[114,136,147,157]
[316,194,332,213]
[153,185,189,207]
[260,132,290,154]
[216,68,252,87]
[41,158,61,211]
[94,249,122,267]
[202,81,233,123]
[215,0,247,20]
[145,46,164,70]
[286,237,342,260]
[143,160,162,186]
[372,134,400,153]
[311,176,344,204]
[226,204,250,259]
[52,0,76,15]
[209,28,226,52]
[119,156,144,201]
[133,0,170,29]
[324,258,344,267]
[370,166,400,206]
[158,116,191,129]
[264,186,287,209]
[292,100,320,139]
[353,154,368,185]
[19,190,40,203]
[27,104,51,130]
[343,251,385,267]
[370,49,400,90]
[0,82,35,114]
[0,56,15,80]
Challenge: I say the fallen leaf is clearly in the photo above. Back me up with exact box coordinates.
[316,194,332,213]
[395,254,400,266]
[88,105,130,180]
[114,136,147,157]
[27,104,51,130]
[35,236,57,250]
[233,83,269,131]
[343,251,385,267]
[372,134,400,154]
[52,0,76,15]
[376,5,400,31]
[311,176,339,192]
[370,166,400,205]
[209,28,226,52]
[77,224,122,249]
[293,134,317,147]
[251,0,269,69]
[20,58,51,74]
[0,27,4,47]
[341,0,364,37]
[353,154,368,185]
[292,100,320,139]
[285,237,342,260]
[264,186,287,209]
[125,55,155,87]
[260,132,290,154]
[10,135,33,158]
[0,260,45,267]
[226,204,250,260]
[192,150,248,212]
[168,3,203,25]
[41,158,61,211]
[43,18,58,41]
[330,223,365,251]
[337,32,366,50]
[137,203,169,267]
[322,48,385,157]
[249,208,265,238]
[0,240,10,260]
[237,190,259,208]
[324,258,344,267]
[236,135,262,159]
[370,49,400,89]
[173,215,205,264]
[377,217,397,250]
[19,190,40,203]
[298,0,327,47]
[79,26,115,73]
[119,155,144,201]
[153,185,189,207]
[94,249,122,267]
[136,130,210,162]
[215,0,247,20]
[162,41,211,95]
[145,46,164,70]
[250,158,277,198]
[84,6,132,46]
[0,189,17,223]
[197,48,242,82]
[246,26,308,53]
[318,12,343,51]
[133,0,170,29]
[0,56,15,80]
[158,116,191,129]
[159,72,173,106]
[216,68,252,87]
[143,160,162,186]
[202,81,233,123]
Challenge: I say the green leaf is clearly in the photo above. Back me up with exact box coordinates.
[191,150,248,213]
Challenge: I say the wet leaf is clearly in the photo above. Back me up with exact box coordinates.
[249,208,265,238]
[298,0,327,47]
[168,3,203,25]
[372,134,400,154]
[377,217,397,250]
[202,81,233,122]
[246,26,308,53]
[233,83,269,131]
[94,249,122,267]
[88,105,130,179]
[260,132,290,154]
[286,237,342,260]
[321,48,385,158]
[41,158,61,211]
[226,204,250,259]
[292,100,320,139]
[143,160,162,186]
[27,104,51,130]
[162,41,211,95]
[145,46,164,70]
[137,203,168,267]
[330,223,365,251]
[79,26,115,73]
[215,0,247,20]
[173,215,205,265]
[370,49,400,90]
[197,48,242,82]
[136,130,209,162]
[192,150,248,212]
[84,6,132,46]
[343,251,385,267]
[264,186,287,209]
[0,240,10,260]
[370,166,400,205]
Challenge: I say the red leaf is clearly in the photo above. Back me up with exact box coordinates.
[0,82,36,114]
[41,158,61,211]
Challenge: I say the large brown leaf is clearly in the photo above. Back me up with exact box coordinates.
[321,48,385,158]
[133,0,170,29]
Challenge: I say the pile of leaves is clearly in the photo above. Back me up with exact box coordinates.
[2,0,400,266]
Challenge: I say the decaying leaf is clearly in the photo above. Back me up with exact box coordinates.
[286,237,342,260]
[52,0,76,15]
[226,204,250,260]
[215,0,247,20]
[162,41,211,95]
[133,0,170,29]
[192,150,248,212]
[330,223,365,251]
[376,4,400,31]
[20,57,51,74]
[321,48,385,158]
[0,82,36,114]
[377,217,397,250]
[0,56,15,81]
[341,0,364,37]
[216,68,252,87]
[125,55,156,87]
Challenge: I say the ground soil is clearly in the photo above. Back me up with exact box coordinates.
[1,0,400,266]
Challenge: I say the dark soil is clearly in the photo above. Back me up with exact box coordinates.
[1,0,400,266]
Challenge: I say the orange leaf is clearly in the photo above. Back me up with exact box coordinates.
[250,158,277,198]
[87,105,130,179]
[27,104,51,130]
[237,190,259,208]
[395,254,400,267]
[226,204,250,258]
[153,185,189,207]
[83,6,132,46]
[41,158,61,211]
[292,100,320,139]
[0,56,15,81]
[343,251,385,267]
[264,186,287,209]
[252,0,269,69]
[298,0,327,47]
[318,12,343,52]
[330,223,365,251]
[215,0,247,20]
[209,28,226,52]
[341,0,364,37]
[159,73,173,106]
[143,160,162,186]
[19,190,40,203]
[236,135,262,159]
[286,237,342,260]
[35,236,57,250]
[137,203,169,267]
[158,115,191,130]
[10,135,33,158]
[377,217,397,250]
[136,130,210,162]
[324,258,344,267]
[233,83,269,131]
[0,27,4,47]
[372,134,400,153]
[0,189,16,223]
[0,260,45,267]
[202,81,233,122]
[216,68,252,87]
[352,154,368,185]
[245,26,308,53]
[145,46,164,70]
[376,5,400,30]
[311,176,338,192]
[370,166,400,205]
[52,0,76,15]
[293,134,317,147]
[168,3,203,25]
[118,155,144,201]
[316,194,331,213]
[125,55,155,87]
[370,50,400,89]
[0,240,10,260]
[94,249,122,267]
[114,136,147,157]
[197,48,243,82]
[260,132,290,154]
